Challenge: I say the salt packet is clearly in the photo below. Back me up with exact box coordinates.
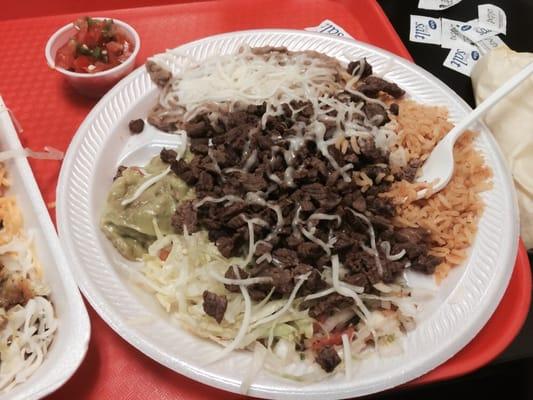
[418,0,462,10]
[478,4,507,34]
[454,19,498,42]
[476,35,507,54]
[409,15,441,45]
[305,19,354,40]
[441,18,477,50]
[443,47,482,76]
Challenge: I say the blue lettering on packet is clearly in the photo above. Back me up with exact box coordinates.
[451,49,468,68]
[319,24,343,37]
[471,50,480,60]
[414,22,431,40]
[461,25,472,31]
[428,20,437,30]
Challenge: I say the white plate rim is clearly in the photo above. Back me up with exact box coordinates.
[56,29,519,399]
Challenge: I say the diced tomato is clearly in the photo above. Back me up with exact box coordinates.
[105,41,123,65]
[72,55,92,73]
[311,327,354,351]
[55,39,77,70]
[106,41,123,55]
[54,16,134,74]
[84,25,102,48]
[73,17,88,44]
[159,248,171,261]
[91,62,109,73]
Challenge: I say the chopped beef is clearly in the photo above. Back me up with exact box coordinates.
[357,76,405,99]
[367,197,395,217]
[272,248,299,267]
[315,346,342,373]
[148,105,181,132]
[215,234,243,258]
[160,148,178,164]
[411,254,441,274]
[347,58,372,78]
[301,183,328,200]
[394,227,428,243]
[171,200,198,234]
[254,241,273,257]
[293,264,326,294]
[185,121,209,138]
[146,60,172,87]
[113,165,127,181]
[128,119,145,134]
[202,290,227,323]
[260,266,294,295]
[363,103,390,126]
[396,159,421,182]
[297,242,323,260]
[241,173,268,192]
[224,266,249,292]
[358,137,388,164]
[389,103,399,115]
[0,276,33,310]
[343,273,368,288]
[303,293,354,318]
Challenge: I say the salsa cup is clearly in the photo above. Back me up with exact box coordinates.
[45,17,141,98]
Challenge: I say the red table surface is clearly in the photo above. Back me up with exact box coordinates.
[0,1,530,399]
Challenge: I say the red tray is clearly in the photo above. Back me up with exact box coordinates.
[0,1,530,398]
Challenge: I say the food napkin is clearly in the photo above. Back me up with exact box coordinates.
[471,46,533,249]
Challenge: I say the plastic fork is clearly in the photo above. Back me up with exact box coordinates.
[416,60,533,199]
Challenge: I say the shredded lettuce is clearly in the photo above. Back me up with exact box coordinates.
[133,229,425,389]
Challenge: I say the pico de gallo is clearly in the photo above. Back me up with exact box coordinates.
[55,17,134,73]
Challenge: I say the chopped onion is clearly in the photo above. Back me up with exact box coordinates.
[0,146,64,162]
[341,333,352,381]
[322,308,355,332]
[240,342,268,394]
[373,282,393,293]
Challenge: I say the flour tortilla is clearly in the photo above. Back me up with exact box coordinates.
[471,46,533,248]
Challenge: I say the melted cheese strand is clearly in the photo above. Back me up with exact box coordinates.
[250,272,310,329]
[347,209,383,276]
[121,167,171,206]
[301,227,332,255]
[331,255,370,319]
[194,195,243,209]
[303,287,336,302]
[209,270,273,286]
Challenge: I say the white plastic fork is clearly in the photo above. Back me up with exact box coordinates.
[416,61,533,199]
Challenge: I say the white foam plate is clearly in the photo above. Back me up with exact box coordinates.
[55,30,519,399]
[0,98,90,400]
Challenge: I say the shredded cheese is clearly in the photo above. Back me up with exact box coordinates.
[121,166,171,206]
